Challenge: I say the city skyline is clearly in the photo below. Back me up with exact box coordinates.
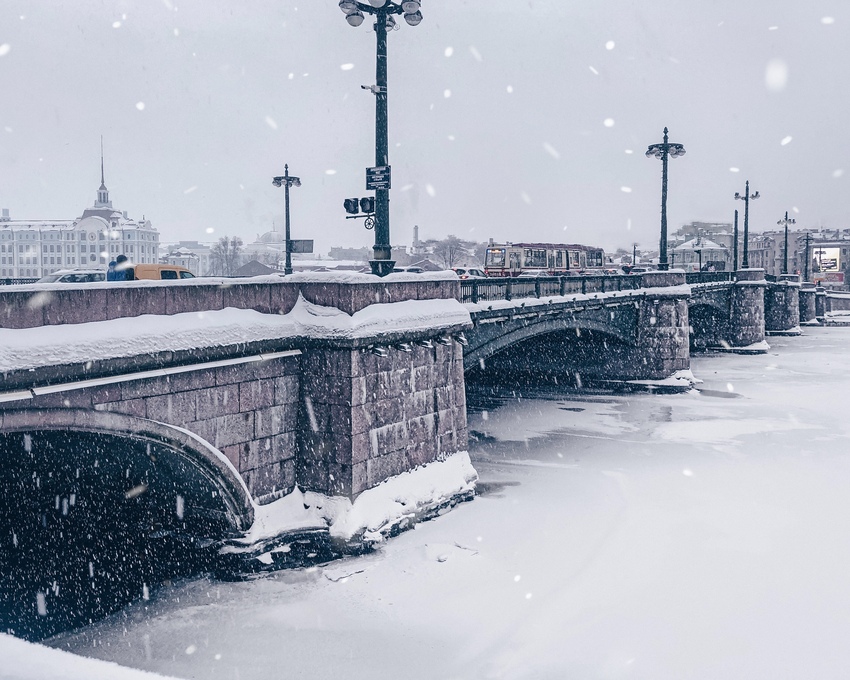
[0,1,848,256]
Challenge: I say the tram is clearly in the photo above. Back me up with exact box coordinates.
[483,242,607,277]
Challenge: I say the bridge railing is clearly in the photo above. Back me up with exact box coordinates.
[684,272,734,285]
[460,274,641,304]
[0,278,39,286]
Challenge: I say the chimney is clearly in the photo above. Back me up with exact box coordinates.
[1,208,9,221]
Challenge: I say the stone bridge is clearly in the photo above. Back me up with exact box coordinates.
[0,274,472,544]
[461,269,814,384]
[0,268,821,545]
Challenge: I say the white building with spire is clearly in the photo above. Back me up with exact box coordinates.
[0,151,159,279]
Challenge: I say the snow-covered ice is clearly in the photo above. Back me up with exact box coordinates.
[17,326,850,679]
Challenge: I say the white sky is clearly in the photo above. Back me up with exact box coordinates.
[0,1,847,255]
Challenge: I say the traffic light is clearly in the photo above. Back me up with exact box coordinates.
[343,198,360,215]
[359,196,375,214]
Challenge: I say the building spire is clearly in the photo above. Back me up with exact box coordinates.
[95,136,111,208]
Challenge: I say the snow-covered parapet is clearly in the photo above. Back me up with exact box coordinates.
[0,294,471,374]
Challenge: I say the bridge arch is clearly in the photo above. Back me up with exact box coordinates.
[0,408,254,639]
[464,313,634,373]
[0,408,254,532]
[688,298,730,350]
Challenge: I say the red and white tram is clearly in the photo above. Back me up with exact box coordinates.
[483,243,606,277]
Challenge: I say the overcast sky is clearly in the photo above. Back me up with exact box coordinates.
[0,1,847,255]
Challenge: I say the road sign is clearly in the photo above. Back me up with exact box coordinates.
[366,165,391,190]
[288,239,314,254]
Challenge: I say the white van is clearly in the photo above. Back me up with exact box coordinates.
[37,269,107,284]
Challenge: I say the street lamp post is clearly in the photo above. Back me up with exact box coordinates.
[734,181,760,268]
[632,242,638,266]
[272,164,302,276]
[339,0,424,277]
[777,210,796,276]
[646,127,686,271]
[695,248,703,273]
[804,231,812,281]
[733,209,739,272]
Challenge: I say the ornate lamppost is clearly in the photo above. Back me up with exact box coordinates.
[272,165,302,276]
[645,127,686,271]
[777,210,796,275]
[338,0,424,277]
[734,181,760,268]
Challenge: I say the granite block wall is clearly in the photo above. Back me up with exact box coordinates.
[298,339,467,497]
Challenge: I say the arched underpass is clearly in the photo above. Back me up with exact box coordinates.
[0,410,253,640]
[465,327,637,390]
[689,302,728,351]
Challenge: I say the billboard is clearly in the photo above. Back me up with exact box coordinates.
[813,247,840,272]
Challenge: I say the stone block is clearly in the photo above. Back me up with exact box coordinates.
[0,291,47,329]
[240,435,293,471]
[366,398,406,431]
[327,464,353,497]
[239,379,276,412]
[370,421,410,457]
[267,282,300,315]
[44,288,109,326]
[94,398,147,418]
[274,374,300,404]
[219,443,243,469]
[296,459,328,493]
[219,282,270,314]
[188,412,254,450]
[407,412,437,444]
[145,391,197,426]
[411,365,437,392]
[33,390,93,409]
[366,450,412,488]
[254,404,296,438]
[86,382,125,406]
[351,462,368,496]
[195,386,241,419]
[406,389,436,419]
[407,439,439,468]
[165,285,222,316]
[106,287,167,321]
[244,461,293,499]
[436,408,459,437]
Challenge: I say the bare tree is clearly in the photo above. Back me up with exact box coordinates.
[209,235,244,276]
[427,235,476,269]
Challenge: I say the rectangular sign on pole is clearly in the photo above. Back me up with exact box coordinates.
[287,239,314,254]
[366,165,391,190]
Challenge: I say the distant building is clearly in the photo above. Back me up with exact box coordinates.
[672,237,729,271]
[161,241,214,276]
[0,155,159,278]
[749,228,850,286]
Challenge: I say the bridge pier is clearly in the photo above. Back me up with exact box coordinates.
[724,269,768,352]
[799,282,818,323]
[765,275,802,336]
[298,339,468,498]
[815,285,827,319]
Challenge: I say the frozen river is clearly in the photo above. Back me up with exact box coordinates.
[45,326,850,679]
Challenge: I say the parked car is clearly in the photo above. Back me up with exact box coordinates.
[392,266,424,274]
[451,267,487,279]
[131,264,195,280]
[37,269,106,284]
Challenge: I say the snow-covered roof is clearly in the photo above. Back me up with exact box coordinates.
[673,237,725,251]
